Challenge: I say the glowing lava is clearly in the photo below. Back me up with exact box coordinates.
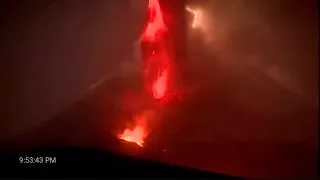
[143,0,166,41]
[118,0,170,147]
[118,110,155,147]
[142,0,170,101]
[152,69,168,99]
[117,126,146,147]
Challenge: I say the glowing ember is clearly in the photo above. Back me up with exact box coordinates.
[118,126,146,147]
[152,69,168,99]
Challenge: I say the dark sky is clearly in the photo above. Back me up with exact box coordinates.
[1,0,147,141]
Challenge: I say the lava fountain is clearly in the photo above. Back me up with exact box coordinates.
[118,0,172,147]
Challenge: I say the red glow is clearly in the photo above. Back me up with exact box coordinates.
[152,69,168,99]
[142,0,171,101]
[143,0,166,41]
[118,126,146,147]
[118,110,155,147]
[118,0,173,147]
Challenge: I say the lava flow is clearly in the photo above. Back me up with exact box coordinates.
[118,0,170,147]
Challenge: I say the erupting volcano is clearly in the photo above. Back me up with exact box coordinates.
[118,0,172,147]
